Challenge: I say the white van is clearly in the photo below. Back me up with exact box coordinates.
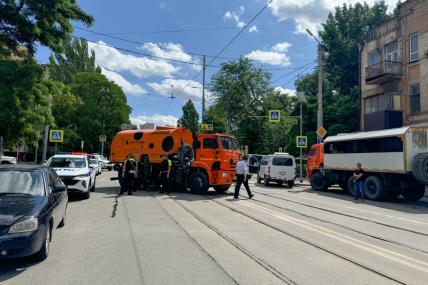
[257,153,295,187]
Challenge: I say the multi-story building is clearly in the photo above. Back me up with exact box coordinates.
[360,0,428,131]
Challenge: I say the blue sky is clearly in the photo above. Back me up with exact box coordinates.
[35,0,396,126]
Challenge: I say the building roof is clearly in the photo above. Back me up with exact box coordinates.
[324,127,410,143]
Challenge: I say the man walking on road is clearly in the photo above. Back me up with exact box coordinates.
[159,154,172,195]
[234,156,254,199]
[120,154,137,196]
[353,163,365,201]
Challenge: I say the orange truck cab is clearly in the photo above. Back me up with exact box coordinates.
[110,126,241,194]
[306,144,324,180]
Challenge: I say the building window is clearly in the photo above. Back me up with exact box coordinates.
[368,50,380,67]
[364,93,401,114]
[410,84,421,115]
[410,33,419,62]
[385,41,398,62]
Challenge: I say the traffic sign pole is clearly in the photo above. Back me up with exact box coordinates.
[101,141,104,156]
[300,101,303,183]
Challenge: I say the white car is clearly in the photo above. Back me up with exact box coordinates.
[46,154,96,199]
[89,159,102,176]
[90,154,113,171]
[257,153,295,188]
[1,155,17,164]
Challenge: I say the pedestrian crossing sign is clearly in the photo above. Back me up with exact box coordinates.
[49,130,64,143]
[296,136,307,148]
[269,110,281,123]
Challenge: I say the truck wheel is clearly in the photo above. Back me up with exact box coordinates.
[402,185,425,201]
[364,175,388,201]
[347,176,356,196]
[413,153,428,184]
[287,180,294,188]
[189,172,209,195]
[264,175,270,186]
[214,185,230,193]
[311,172,327,191]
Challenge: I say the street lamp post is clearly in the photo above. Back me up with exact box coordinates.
[297,92,307,183]
[306,29,324,141]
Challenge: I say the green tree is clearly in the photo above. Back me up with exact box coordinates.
[70,72,131,153]
[210,57,272,132]
[0,59,53,147]
[48,39,101,84]
[178,100,199,133]
[204,105,227,133]
[0,0,93,57]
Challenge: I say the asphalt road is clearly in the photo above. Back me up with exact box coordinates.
[1,171,428,285]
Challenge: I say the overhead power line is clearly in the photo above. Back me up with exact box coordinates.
[173,0,274,101]
[73,25,297,66]
[270,60,317,84]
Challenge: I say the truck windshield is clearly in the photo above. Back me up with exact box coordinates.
[219,137,239,150]
[272,157,293,166]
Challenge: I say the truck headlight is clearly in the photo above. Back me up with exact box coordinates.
[9,217,38,234]
[222,172,228,178]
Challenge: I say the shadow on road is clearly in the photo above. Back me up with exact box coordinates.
[0,258,38,282]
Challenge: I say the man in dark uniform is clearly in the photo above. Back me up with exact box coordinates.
[120,154,137,196]
[159,154,172,194]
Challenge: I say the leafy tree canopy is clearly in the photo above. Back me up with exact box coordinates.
[48,39,101,83]
[0,0,93,57]
[178,100,199,133]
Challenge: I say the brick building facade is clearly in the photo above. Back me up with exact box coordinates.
[360,0,428,131]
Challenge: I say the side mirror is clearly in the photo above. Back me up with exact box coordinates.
[52,185,66,193]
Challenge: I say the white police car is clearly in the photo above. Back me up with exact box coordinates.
[46,154,96,199]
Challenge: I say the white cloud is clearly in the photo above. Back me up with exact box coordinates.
[148,78,208,102]
[130,114,178,127]
[88,41,178,78]
[224,6,246,28]
[245,41,292,66]
[140,42,192,62]
[101,68,147,96]
[269,0,398,34]
[275,86,296,96]
[249,25,258,33]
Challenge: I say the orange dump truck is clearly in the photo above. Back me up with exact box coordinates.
[110,126,241,194]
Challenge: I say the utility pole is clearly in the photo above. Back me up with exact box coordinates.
[202,55,206,123]
[42,125,49,162]
[297,91,306,183]
[317,45,323,137]
[306,29,324,140]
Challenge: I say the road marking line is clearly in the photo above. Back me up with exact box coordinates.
[239,200,428,273]
[278,192,428,226]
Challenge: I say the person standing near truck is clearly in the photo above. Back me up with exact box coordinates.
[120,154,137,196]
[353,163,365,201]
[159,154,172,194]
[234,156,254,199]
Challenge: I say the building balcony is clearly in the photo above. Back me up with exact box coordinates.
[365,61,403,84]
[364,110,403,131]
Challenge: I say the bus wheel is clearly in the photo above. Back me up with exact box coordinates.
[364,176,387,201]
[310,172,328,191]
[347,176,356,197]
[214,185,230,194]
[189,172,209,195]
[402,185,425,201]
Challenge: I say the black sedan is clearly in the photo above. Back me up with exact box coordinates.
[0,165,68,261]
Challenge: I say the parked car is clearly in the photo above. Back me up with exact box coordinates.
[90,154,113,171]
[46,154,96,199]
[257,153,296,188]
[89,159,102,176]
[0,164,68,261]
[1,155,17,164]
